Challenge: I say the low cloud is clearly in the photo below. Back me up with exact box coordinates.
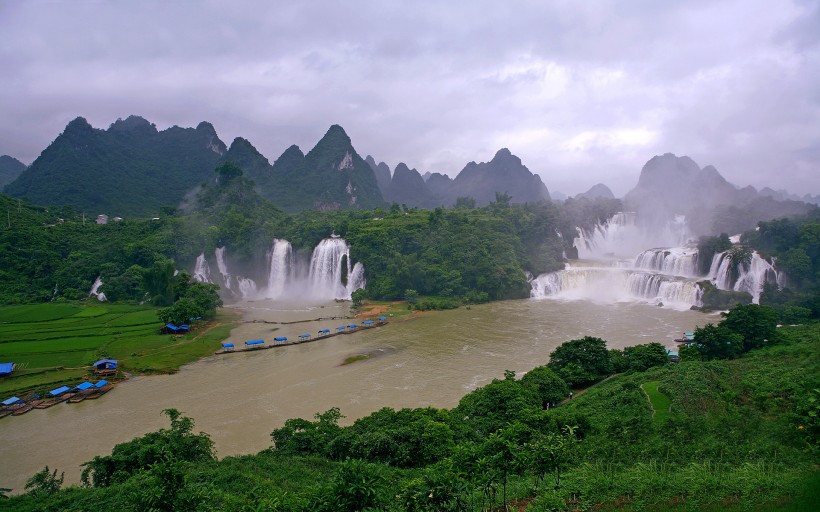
[0,0,817,197]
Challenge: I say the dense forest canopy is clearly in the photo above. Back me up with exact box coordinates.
[0,167,624,305]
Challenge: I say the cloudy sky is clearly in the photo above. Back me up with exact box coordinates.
[1,0,818,196]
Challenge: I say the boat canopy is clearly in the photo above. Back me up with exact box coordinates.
[49,386,71,396]
[318,329,330,334]
[300,333,310,337]
[95,380,108,388]
[336,326,346,330]
[222,342,235,348]
[347,324,357,328]
[274,336,288,341]
[378,316,387,321]
[245,340,265,346]
[362,320,374,325]
[75,382,94,391]
[2,396,21,406]
[0,362,13,375]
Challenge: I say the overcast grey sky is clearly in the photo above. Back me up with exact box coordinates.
[1,0,818,196]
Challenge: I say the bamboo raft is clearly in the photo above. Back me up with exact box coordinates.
[215,319,388,355]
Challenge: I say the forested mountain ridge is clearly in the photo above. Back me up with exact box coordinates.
[0,155,26,188]
[4,116,226,216]
[261,125,385,211]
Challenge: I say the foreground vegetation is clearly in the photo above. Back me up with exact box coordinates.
[0,303,237,399]
[5,313,817,511]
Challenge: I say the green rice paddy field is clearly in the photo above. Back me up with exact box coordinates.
[0,304,237,398]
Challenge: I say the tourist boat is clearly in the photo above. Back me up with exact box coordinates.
[12,399,44,415]
[83,381,113,399]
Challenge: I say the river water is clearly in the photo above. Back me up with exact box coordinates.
[0,298,711,491]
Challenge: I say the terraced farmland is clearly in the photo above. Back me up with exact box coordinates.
[0,304,236,397]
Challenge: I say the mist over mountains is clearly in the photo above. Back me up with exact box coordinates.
[1,115,816,236]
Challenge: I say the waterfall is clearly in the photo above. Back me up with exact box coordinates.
[633,247,698,277]
[347,262,366,296]
[193,253,212,283]
[89,276,107,302]
[308,237,354,300]
[237,277,258,299]
[266,239,293,299]
[706,250,779,303]
[575,212,642,259]
[214,247,232,291]
[530,265,701,309]
[199,237,366,302]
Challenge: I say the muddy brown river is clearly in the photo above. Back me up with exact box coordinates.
[0,298,712,492]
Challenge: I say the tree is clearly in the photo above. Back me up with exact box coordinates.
[215,162,243,184]
[520,366,569,408]
[621,342,669,372]
[529,425,577,491]
[477,422,530,509]
[454,377,540,438]
[692,323,744,360]
[720,303,779,351]
[81,409,214,487]
[455,196,476,209]
[547,337,612,387]
[350,288,365,307]
[318,458,385,512]
[24,466,63,497]
[404,288,419,305]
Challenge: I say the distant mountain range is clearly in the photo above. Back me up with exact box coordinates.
[624,152,816,235]
[0,155,26,189]
[2,116,817,225]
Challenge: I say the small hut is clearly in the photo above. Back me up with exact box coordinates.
[0,362,13,377]
[92,359,118,376]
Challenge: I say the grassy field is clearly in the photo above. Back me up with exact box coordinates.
[0,303,239,398]
[642,380,672,423]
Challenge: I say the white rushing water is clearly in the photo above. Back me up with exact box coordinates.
[266,239,293,299]
[308,237,355,300]
[533,212,780,308]
[192,253,212,283]
[201,237,367,302]
[88,276,107,302]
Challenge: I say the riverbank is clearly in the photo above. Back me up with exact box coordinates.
[0,304,240,400]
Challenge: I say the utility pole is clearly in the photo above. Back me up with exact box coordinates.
[82,211,85,226]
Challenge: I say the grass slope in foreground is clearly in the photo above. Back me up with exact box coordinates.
[3,322,817,511]
[0,303,237,398]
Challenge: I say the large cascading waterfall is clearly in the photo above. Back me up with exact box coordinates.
[633,247,698,277]
[308,237,361,300]
[266,239,293,299]
[530,263,702,308]
[533,211,704,309]
[201,237,366,302]
[533,211,782,308]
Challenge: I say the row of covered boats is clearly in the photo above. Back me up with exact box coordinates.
[0,379,113,418]
[218,316,388,354]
